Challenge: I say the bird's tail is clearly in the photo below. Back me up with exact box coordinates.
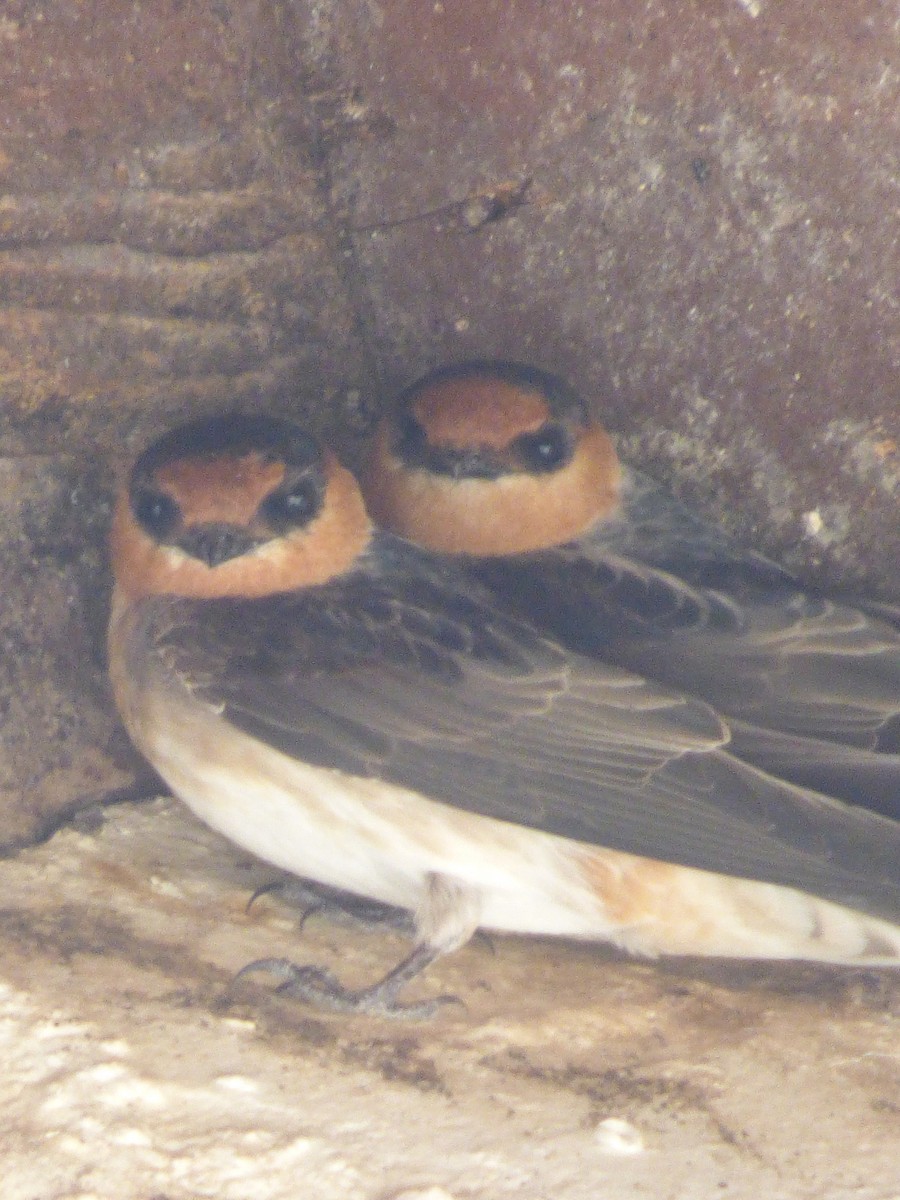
[580,849,900,967]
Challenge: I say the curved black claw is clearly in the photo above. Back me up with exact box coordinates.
[246,880,414,935]
[234,956,462,1020]
[246,879,321,914]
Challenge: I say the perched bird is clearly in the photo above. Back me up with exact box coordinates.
[364,360,900,822]
[109,413,900,1018]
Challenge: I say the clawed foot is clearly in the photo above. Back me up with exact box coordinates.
[234,947,464,1020]
[239,875,480,1019]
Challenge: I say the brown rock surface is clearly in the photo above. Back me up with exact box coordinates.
[0,8,897,1185]
[2,0,898,834]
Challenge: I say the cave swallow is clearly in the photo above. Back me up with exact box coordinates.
[109,413,900,1017]
[363,360,900,822]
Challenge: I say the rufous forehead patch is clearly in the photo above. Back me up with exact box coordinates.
[155,454,286,526]
[411,377,550,449]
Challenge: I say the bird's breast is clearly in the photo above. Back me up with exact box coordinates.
[108,597,619,933]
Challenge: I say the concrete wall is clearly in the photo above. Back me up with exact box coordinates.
[1,0,897,837]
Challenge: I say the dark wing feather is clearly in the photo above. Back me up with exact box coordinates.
[468,468,900,816]
[149,534,900,921]
[726,721,900,821]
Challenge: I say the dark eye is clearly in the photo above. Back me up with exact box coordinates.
[132,488,180,539]
[514,423,573,473]
[395,412,428,459]
[260,477,322,531]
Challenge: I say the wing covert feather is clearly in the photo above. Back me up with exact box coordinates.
[464,471,900,816]
[148,536,900,920]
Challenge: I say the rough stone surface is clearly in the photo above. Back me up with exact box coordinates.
[331,0,900,592]
[0,1,371,841]
[0,454,136,848]
[1,798,898,1200]
[1,0,898,834]
[0,7,897,1181]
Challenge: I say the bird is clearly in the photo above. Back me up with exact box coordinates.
[108,412,900,1018]
[363,360,900,823]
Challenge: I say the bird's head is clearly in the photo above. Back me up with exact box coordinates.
[112,414,371,600]
[363,361,621,555]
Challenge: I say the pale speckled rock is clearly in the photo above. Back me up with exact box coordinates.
[0,798,897,1200]
[594,1118,646,1157]
[387,1189,459,1200]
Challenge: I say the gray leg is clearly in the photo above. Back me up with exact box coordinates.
[236,873,483,1019]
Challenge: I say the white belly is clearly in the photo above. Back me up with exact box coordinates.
[140,689,616,941]
[123,665,900,968]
